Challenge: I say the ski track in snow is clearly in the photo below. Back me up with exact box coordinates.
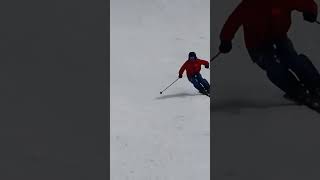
[111,0,210,180]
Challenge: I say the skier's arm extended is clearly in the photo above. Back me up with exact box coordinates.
[292,0,318,14]
[220,3,244,42]
[291,0,318,23]
[198,59,209,68]
[178,61,188,77]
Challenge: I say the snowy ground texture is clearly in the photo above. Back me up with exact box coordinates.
[111,0,210,180]
[211,0,320,179]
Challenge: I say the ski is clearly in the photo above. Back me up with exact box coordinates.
[283,94,320,113]
[199,92,210,97]
[283,94,303,105]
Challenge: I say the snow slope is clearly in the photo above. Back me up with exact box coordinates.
[110,0,210,179]
[211,0,320,179]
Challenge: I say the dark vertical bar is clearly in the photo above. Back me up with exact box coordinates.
[0,0,108,179]
[210,0,215,179]
[107,0,111,179]
[210,0,320,179]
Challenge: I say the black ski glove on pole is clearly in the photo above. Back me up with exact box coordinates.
[219,40,232,54]
[303,12,317,23]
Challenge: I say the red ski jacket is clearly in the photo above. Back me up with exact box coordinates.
[179,59,209,78]
[220,0,318,49]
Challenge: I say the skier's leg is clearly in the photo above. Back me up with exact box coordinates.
[275,38,320,90]
[248,46,303,97]
[295,54,320,90]
[195,73,210,92]
[188,76,207,94]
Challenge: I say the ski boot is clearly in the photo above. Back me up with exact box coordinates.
[307,88,320,112]
[206,87,210,97]
[199,89,210,97]
[310,88,320,99]
[285,88,320,112]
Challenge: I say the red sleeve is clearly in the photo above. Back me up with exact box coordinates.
[179,61,188,75]
[220,3,245,41]
[291,0,318,14]
[198,59,209,66]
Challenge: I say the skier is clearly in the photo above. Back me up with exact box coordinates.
[219,0,320,111]
[178,52,210,96]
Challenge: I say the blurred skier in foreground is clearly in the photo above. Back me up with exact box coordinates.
[219,0,320,111]
[179,52,210,96]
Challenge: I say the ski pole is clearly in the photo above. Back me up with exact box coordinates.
[210,52,221,62]
[160,78,179,94]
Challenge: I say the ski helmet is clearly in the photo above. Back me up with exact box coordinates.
[188,52,197,60]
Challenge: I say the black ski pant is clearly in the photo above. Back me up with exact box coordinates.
[188,73,210,93]
[248,37,320,96]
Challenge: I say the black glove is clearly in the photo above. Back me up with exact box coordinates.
[178,74,183,78]
[303,12,317,23]
[219,40,232,54]
[205,64,209,68]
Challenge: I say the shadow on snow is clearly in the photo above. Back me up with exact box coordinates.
[155,92,203,100]
[211,98,297,113]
